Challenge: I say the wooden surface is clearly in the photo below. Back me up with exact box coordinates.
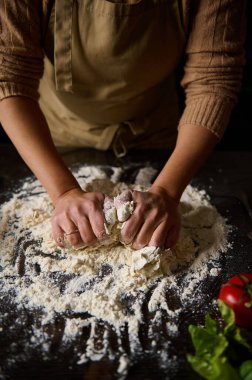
[0,146,252,380]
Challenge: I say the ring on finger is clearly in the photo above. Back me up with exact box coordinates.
[63,230,81,249]
[64,229,79,236]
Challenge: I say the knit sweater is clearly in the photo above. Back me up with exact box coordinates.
[0,0,247,139]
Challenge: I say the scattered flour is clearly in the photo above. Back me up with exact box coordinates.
[0,165,231,378]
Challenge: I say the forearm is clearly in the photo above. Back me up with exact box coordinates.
[152,124,218,202]
[0,97,80,204]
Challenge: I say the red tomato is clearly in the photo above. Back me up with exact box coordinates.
[218,273,252,330]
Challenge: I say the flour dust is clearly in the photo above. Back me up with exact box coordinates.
[0,165,231,378]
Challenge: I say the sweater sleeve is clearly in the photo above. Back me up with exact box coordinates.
[0,0,44,101]
[179,0,247,138]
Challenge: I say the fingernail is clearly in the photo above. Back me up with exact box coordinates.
[98,231,109,242]
[132,243,146,250]
[120,233,131,244]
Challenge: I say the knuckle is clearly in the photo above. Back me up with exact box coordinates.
[71,204,82,216]
[55,209,71,223]
[85,199,98,214]
[52,213,64,225]
[95,192,105,203]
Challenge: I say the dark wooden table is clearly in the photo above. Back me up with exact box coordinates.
[1,145,252,380]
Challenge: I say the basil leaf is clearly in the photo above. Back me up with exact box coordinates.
[187,302,252,380]
[205,313,220,335]
[188,324,228,358]
[218,300,235,333]
[239,360,252,380]
[187,322,240,380]
[187,354,240,380]
[219,300,252,351]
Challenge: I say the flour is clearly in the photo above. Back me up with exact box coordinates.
[0,165,231,378]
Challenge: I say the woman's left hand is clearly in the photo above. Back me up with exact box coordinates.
[120,186,181,250]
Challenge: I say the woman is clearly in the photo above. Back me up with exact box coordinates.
[0,0,246,250]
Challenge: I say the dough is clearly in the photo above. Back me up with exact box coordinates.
[103,190,173,277]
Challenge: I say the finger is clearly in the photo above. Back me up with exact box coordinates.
[58,219,83,248]
[165,225,180,249]
[120,189,148,244]
[130,217,161,249]
[148,220,172,248]
[65,230,83,248]
[77,216,97,246]
[130,206,174,249]
[52,223,65,248]
[88,209,107,241]
[80,194,107,239]
[120,211,143,244]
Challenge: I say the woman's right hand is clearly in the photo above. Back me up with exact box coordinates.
[51,188,106,249]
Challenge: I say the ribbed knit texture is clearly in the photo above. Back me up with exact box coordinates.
[0,0,247,138]
[178,0,246,137]
[0,82,40,102]
[0,0,45,101]
[178,96,233,138]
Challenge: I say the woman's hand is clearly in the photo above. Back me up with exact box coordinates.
[51,188,106,249]
[121,186,181,250]
[121,121,219,251]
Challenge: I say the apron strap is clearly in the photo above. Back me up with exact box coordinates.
[54,0,74,92]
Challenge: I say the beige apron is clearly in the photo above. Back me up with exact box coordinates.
[39,0,185,156]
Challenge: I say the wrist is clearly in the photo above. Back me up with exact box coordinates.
[53,185,83,206]
[149,184,181,205]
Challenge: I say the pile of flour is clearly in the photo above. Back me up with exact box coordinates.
[0,165,231,378]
